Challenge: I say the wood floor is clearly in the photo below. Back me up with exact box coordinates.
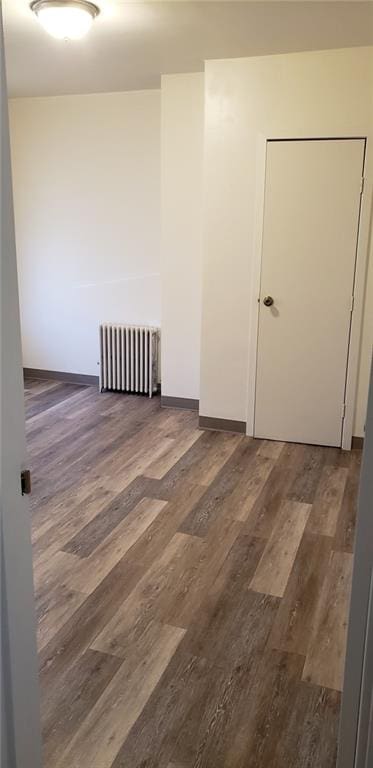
[25,377,361,768]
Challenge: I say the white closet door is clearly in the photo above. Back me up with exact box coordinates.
[254,138,365,447]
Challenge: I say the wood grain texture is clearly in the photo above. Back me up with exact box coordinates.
[57,622,185,768]
[271,682,341,768]
[302,550,353,691]
[334,449,361,553]
[111,649,223,768]
[307,465,348,536]
[179,438,260,537]
[244,441,303,540]
[91,532,205,656]
[37,585,86,651]
[167,516,242,630]
[257,439,285,460]
[182,535,274,668]
[171,649,305,768]
[269,533,332,656]
[139,431,213,499]
[62,476,156,558]
[189,432,244,486]
[32,484,115,558]
[288,444,326,503]
[26,379,361,768]
[250,500,311,597]
[66,497,168,594]
[228,454,275,522]
[144,428,202,479]
[41,649,122,766]
[33,548,79,599]
[26,382,86,419]
[167,763,187,768]
[39,554,144,697]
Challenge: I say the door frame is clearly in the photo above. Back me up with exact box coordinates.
[1,8,42,766]
[246,134,370,449]
[337,357,373,768]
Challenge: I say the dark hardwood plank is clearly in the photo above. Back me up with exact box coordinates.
[302,550,353,691]
[334,448,362,553]
[25,378,61,397]
[25,380,361,768]
[30,401,166,506]
[109,482,207,575]
[144,428,202,478]
[153,429,239,499]
[250,500,310,597]
[170,649,305,768]
[307,465,348,537]
[66,498,168,595]
[58,622,185,768]
[91,532,207,656]
[164,514,242,630]
[32,484,116,560]
[288,444,326,504]
[26,381,86,419]
[42,649,122,766]
[179,438,260,537]
[62,476,156,558]
[323,445,352,468]
[186,587,279,673]
[33,548,79,603]
[273,682,341,768]
[110,651,218,768]
[225,454,275,522]
[269,532,332,656]
[244,441,305,539]
[39,553,144,692]
[181,535,276,668]
[36,583,86,651]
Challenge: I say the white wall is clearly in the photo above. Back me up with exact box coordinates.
[9,51,373,436]
[201,46,373,436]
[9,90,160,376]
[161,73,204,401]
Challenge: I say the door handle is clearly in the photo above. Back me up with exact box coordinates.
[263,296,274,307]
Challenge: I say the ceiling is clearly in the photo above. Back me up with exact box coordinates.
[4,0,373,98]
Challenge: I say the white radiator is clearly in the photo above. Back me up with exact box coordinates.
[99,324,159,397]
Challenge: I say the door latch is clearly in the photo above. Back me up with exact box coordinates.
[21,469,32,496]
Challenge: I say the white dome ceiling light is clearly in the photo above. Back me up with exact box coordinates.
[30,0,100,40]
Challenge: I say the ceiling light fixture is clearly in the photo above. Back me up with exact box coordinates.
[30,0,100,40]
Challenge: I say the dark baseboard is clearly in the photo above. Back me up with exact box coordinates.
[24,367,99,387]
[199,415,246,434]
[161,395,199,411]
[352,436,364,449]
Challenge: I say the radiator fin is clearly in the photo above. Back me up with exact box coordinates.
[99,324,159,397]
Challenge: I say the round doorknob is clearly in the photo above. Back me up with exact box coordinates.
[263,296,274,307]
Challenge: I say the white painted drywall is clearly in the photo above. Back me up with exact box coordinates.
[9,90,160,377]
[161,73,204,401]
[201,46,373,436]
